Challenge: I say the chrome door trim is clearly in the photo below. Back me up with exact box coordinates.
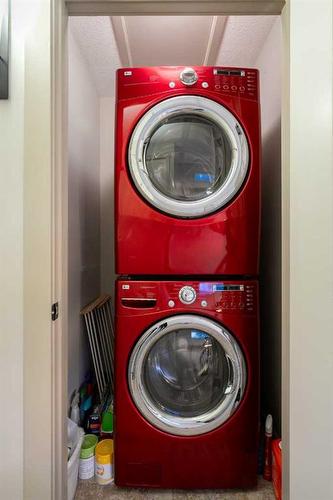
[128,95,249,218]
[128,314,246,436]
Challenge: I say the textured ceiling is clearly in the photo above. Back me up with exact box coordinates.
[69,15,279,97]
[123,16,214,67]
[216,15,277,66]
[69,16,121,96]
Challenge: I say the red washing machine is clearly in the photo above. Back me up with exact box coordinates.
[114,279,259,489]
[115,66,261,276]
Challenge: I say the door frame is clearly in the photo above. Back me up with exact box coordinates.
[51,3,287,497]
[51,2,68,499]
[42,1,333,499]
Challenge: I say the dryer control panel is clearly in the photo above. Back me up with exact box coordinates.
[117,66,259,101]
[117,279,258,316]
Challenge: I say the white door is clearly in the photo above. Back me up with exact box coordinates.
[128,95,249,218]
[128,314,246,436]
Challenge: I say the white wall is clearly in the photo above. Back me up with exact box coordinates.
[0,1,56,497]
[100,97,116,300]
[0,2,24,498]
[68,25,101,400]
[282,2,333,498]
[255,18,282,433]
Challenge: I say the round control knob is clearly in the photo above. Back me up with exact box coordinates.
[179,286,196,305]
[168,300,175,308]
[180,67,198,86]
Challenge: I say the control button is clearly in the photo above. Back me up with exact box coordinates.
[223,84,229,90]
[231,85,237,91]
[179,286,196,305]
[239,86,245,91]
[201,300,208,307]
[215,84,221,89]
[179,67,198,86]
[169,81,176,88]
[202,82,209,88]
[168,300,175,308]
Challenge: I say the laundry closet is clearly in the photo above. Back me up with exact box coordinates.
[67,14,282,497]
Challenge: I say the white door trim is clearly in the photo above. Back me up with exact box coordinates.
[51,1,68,499]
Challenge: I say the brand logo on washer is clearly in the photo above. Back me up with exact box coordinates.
[122,284,130,290]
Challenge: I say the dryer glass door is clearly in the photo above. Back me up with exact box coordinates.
[128,314,246,436]
[128,96,249,218]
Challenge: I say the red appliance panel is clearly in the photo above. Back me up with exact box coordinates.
[114,279,259,489]
[115,66,261,276]
[117,66,259,101]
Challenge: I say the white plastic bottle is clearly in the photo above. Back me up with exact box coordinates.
[70,391,80,424]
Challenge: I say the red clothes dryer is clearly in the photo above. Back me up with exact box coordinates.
[115,66,261,276]
[114,278,259,489]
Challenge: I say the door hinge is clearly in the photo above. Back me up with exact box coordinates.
[52,302,59,321]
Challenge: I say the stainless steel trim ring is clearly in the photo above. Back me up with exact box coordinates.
[128,95,249,218]
[128,314,247,436]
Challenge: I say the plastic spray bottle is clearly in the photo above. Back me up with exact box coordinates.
[263,414,273,481]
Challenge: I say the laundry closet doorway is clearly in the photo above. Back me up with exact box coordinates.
[23,1,333,499]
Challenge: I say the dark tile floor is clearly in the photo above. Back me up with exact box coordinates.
[75,477,275,499]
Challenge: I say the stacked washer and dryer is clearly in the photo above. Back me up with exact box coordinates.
[114,66,261,489]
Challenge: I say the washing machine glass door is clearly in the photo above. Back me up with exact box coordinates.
[128,95,249,218]
[128,314,246,436]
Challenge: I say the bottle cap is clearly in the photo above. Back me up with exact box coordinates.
[80,434,98,459]
[96,439,113,465]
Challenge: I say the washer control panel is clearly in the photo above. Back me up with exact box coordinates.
[179,286,197,304]
[117,280,258,315]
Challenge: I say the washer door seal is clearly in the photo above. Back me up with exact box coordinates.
[128,314,247,436]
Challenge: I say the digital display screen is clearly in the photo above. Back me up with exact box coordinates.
[213,284,244,292]
[213,69,245,77]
